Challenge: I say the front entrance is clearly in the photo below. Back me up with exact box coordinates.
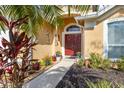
[65,34,81,56]
[62,24,82,57]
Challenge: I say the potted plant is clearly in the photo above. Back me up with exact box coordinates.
[52,55,56,62]
[43,56,52,66]
[32,59,40,70]
[56,51,62,62]
[76,52,81,59]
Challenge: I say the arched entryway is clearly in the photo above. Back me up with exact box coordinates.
[62,24,83,58]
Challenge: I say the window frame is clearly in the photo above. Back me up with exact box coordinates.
[104,17,124,60]
[66,25,80,32]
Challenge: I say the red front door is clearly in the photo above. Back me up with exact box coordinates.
[65,34,81,56]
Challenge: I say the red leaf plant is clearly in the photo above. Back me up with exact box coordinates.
[0,15,37,88]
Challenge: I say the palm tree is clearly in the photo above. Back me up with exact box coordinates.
[0,5,64,37]
[0,5,100,38]
[66,5,91,16]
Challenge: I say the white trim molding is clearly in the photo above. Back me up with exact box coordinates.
[75,6,115,20]
[103,20,108,58]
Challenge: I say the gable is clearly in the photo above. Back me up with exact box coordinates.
[97,6,124,22]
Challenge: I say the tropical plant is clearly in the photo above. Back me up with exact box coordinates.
[0,5,64,36]
[0,16,37,88]
[89,53,111,70]
[100,59,111,70]
[86,80,112,88]
[77,58,84,67]
[65,5,91,16]
[0,5,99,36]
[89,53,102,69]
[76,52,81,58]
[86,80,124,88]
[39,59,46,66]
[117,57,124,71]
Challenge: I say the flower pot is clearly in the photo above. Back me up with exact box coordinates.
[52,56,56,61]
[32,62,40,70]
[56,56,61,62]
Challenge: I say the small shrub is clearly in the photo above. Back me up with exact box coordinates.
[100,59,111,70]
[42,56,52,66]
[86,80,124,88]
[89,53,111,70]
[117,62,124,71]
[77,58,84,67]
[117,58,124,71]
[39,59,46,66]
[89,53,102,69]
[76,52,81,58]
[86,80,112,88]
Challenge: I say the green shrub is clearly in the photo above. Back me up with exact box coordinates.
[100,59,111,70]
[89,53,102,69]
[117,58,124,71]
[39,59,46,66]
[86,80,112,88]
[86,80,124,88]
[42,56,52,66]
[77,58,84,67]
[89,53,111,70]
[117,62,124,71]
[56,51,62,57]
[76,52,81,58]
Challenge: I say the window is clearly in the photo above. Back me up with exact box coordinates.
[107,21,124,58]
[66,25,80,32]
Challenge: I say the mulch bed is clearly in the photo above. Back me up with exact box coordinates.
[56,63,124,88]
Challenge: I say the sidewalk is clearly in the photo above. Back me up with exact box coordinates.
[22,59,75,88]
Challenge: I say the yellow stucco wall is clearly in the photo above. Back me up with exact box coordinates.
[84,9,124,57]
[33,8,124,59]
[32,23,55,60]
[33,16,78,60]
[84,21,103,57]
[55,16,78,52]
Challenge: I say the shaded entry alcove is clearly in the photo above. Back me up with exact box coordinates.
[62,24,82,57]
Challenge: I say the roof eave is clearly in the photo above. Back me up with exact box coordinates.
[75,5,116,20]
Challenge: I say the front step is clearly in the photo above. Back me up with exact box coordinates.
[62,58,77,63]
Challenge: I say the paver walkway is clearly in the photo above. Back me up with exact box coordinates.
[22,59,75,88]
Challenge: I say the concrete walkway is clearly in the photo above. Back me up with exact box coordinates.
[22,59,75,88]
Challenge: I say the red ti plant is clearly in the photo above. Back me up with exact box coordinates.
[0,15,37,88]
